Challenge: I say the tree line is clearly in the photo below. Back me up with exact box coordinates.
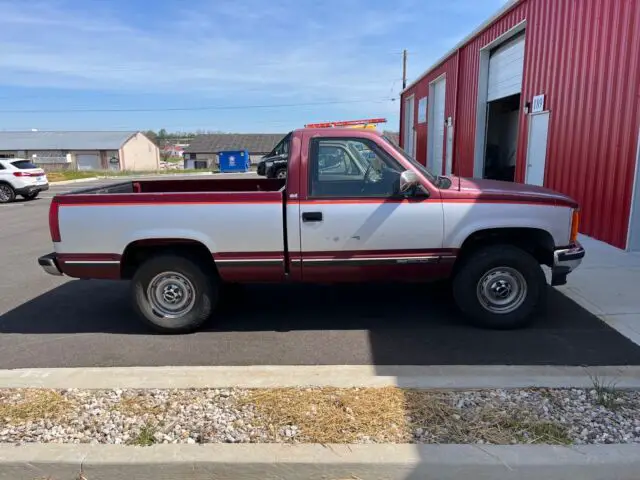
[144,129,222,146]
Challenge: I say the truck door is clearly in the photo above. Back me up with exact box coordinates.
[296,134,448,282]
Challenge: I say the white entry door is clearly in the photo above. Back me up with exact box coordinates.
[403,95,415,156]
[525,111,550,186]
[428,77,446,175]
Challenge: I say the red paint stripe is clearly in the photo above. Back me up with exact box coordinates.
[57,253,121,261]
[216,251,284,260]
[56,192,282,206]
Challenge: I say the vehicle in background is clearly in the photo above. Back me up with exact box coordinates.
[256,133,290,179]
[0,159,49,203]
[38,128,584,334]
[257,119,385,179]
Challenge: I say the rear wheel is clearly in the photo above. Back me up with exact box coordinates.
[131,254,218,334]
[0,183,15,204]
[22,191,39,200]
[275,168,287,179]
[452,245,546,330]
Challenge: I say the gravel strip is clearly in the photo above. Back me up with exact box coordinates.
[0,387,638,445]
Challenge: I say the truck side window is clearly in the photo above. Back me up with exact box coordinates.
[309,138,405,198]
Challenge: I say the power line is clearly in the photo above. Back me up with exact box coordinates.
[0,97,396,114]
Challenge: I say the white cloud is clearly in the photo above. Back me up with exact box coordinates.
[0,0,408,106]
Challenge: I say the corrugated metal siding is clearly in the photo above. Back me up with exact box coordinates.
[454,1,527,177]
[400,0,640,249]
[518,0,640,248]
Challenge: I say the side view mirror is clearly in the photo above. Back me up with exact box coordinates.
[399,170,419,194]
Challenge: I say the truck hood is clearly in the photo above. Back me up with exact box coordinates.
[442,176,578,208]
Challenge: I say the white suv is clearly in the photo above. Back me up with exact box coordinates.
[0,159,49,203]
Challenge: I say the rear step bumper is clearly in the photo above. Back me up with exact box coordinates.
[38,252,63,276]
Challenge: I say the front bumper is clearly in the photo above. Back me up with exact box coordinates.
[551,242,585,286]
[38,252,63,276]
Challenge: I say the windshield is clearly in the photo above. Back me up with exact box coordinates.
[382,135,438,184]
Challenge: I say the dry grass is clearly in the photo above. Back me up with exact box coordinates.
[245,388,570,445]
[0,389,74,424]
[245,387,409,443]
[113,393,168,417]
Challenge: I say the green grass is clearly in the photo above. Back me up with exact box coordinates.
[129,423,157,446]
[589,375,621,410]
[46,171,97,182]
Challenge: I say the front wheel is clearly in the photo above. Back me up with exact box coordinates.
[131,254,218,333]
[452,245,546,330]
[275,168,287,179]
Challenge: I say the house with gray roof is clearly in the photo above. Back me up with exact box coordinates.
[184,133,286,169]
[0,131,160,171]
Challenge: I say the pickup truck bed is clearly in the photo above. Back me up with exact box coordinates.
[48,177,288,282]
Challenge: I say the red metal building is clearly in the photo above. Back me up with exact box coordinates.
[399,0,640,251]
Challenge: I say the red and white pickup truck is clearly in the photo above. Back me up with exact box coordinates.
[38,128,584,333]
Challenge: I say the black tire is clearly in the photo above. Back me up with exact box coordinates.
[131,254,218,334]
[275,168,287,179]
[22,191,39,200]
[452,244,546,330]
[0,183,16,204]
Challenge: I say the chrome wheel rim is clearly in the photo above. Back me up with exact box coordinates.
[147,271,196,318]
[276,170,287,179]
[476,267,527,314]
[0,185,12,202]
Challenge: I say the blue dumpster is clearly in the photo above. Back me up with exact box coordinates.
[218,150,251,173]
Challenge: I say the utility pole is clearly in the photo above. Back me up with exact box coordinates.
[402,49,407,90]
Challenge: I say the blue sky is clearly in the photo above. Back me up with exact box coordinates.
[0,0,508,133]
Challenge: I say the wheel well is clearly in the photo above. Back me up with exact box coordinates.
[455,228,555,270]
[121,239,216,280]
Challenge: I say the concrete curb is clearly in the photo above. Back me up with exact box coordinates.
[1,444,639,480]
[48,177,99,185]
[2,365,640,389]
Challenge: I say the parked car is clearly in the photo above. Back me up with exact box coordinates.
[38,128,584,334]
[256,133,290,179]
[0,159,49,203]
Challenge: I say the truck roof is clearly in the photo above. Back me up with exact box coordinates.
[293,127,384,136]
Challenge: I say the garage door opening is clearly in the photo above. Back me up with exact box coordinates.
[483,93,520,181]
[473,23,526,179]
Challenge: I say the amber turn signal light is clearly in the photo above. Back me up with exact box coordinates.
[570,209,580,243]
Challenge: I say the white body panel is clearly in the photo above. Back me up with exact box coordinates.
[298,202,445,253]
[443,202,573,248]
[487,34,525,102]
[56,203,284,255]
[57,199,573,256]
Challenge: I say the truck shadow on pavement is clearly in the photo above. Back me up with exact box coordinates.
[1,279,640,366]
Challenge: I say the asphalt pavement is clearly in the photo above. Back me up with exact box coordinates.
[2,177,640,369]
